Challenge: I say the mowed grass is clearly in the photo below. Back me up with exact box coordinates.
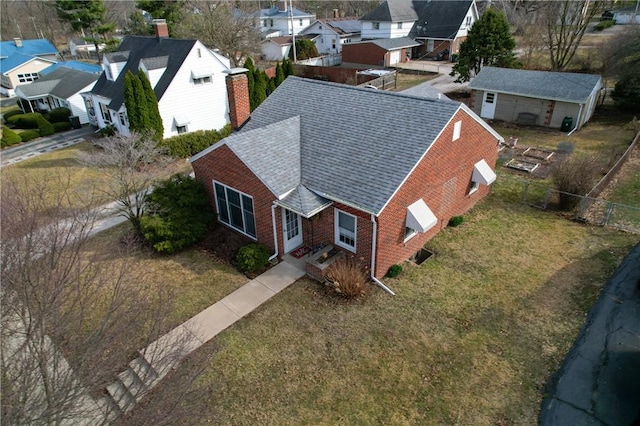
[394,72,437,91]
[132,192,638,425]
[1,141,192,210]
[81,223,249,341]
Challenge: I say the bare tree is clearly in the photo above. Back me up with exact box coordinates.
[78,131,171,234]
[1,0,71,45]
[1,170,207,425]
[176,1,262,67]
[539,0,609,71]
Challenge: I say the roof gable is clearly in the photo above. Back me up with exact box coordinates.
[238,77,463,215]
[468,67,603,103]
[90,36,199,110]
[16,67,98,99]
[0,53,56,74]
[409,1,473,39]
[360,0,418,22]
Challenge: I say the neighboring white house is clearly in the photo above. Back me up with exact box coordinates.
[359,0,478,60]
[15,66,99,124]
[255,1,315,38]
[82,20,232,139]
[299,18,361,54]
[612,5,640,24]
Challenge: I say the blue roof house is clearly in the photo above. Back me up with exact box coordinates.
[0,38,59,97]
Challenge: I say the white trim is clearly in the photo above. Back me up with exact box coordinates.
[472,159,496,186]
[453,120,461,141]
[406,199,437,233]
[173,114,190,126]
[459,104,504,143]
[334,208,357,252]
[213,180,258,240]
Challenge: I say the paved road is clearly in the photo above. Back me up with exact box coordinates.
[394,59,469,94]
[540,243,640,425]
[0,126,96,167]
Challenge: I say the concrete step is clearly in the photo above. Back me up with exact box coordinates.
[106,378,135,414]
[96,394,120,422]
[129,356,160,390]
[118,367,145,402]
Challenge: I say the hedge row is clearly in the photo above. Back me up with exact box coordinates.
[160,125,232,158]
[1,126,21,147]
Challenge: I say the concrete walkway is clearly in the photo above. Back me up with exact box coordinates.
[103,259,306,416]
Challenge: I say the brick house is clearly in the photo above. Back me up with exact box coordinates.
[191,76,502,282]
[341,37,420,66]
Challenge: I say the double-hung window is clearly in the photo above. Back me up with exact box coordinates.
[335,209,356,251]
[214,182,256,238]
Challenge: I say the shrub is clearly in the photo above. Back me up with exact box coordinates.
[160,125,232,158]
[611,74,640,112]
[46,107,72,123]
[552,155,603,210]
[289,39,319,60]
[37,115,55,136]
[19,130,40,142]
[1,126,22,147]
[3,109,23,122]
[448,216,464,227]
[594,20,615,31]
[8,113,43,129]
[98,124,117,137]
[386,264,403,278]
[325,258,368,298]
[236,244,270,273]
[52,122,72,132]
[140,174,215,254]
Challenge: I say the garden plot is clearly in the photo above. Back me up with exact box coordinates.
[505,158,540,173]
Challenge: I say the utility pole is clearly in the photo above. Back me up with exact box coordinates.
[290,0,296,62]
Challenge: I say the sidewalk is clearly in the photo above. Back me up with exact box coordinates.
[1,125,96,167]
[103,259,306,415]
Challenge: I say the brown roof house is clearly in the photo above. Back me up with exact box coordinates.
[191,74,502,289]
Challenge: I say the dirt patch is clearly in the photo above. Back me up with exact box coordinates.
[197,225,253,265]
[499,143,569,179]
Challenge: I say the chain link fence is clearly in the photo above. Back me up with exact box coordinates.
[493,175,640,234]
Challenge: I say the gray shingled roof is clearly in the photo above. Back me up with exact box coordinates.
[468,67,602,103]
[277,184,333,218]
[401,81,449,100]
[141,55,169,70]
[225,115,301,197]
[324,19,361,35]
[15,66,98,99]
[409,1,473,39]
[90,36,198,111]
[238,77,463,215]
[360,0,418,22]
[368,37,420,50]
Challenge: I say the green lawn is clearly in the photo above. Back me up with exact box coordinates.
[126,190,638,425]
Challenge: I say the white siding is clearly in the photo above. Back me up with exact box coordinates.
[62,81,97,124]
[157,41,230,138]
[262,42,290,61]
[361,21,414,39]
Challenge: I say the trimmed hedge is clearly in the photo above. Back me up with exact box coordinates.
[8,112,43,129]
[45,107,72,123]
[1,125,22,147]
[160,125,232,158]
[448,216,464,227]
[236,244,270,273]
[19,130,40,142]
[37,115,55,136]
[594,20,615,31]
[3,109,24,122]
[53,122,72,132]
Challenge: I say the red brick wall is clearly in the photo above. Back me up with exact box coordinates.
[374,110,500,277]
[191,144,278,252]
[225,73,250,130]
[342,43,388,67]
[303,203,374,275]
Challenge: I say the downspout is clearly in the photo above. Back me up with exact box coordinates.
[567,103,583,136]
[269,203,279,261]
[370,214,396,296]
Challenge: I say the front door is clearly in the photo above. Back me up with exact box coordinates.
[480,92,497,119]
[282,208,303,253]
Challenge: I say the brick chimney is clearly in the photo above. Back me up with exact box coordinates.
[224,68,250,130]
[14,38,23,47]
[152,19,169,39]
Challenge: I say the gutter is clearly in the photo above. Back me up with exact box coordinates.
[567,103,584,136]
[370,214,396,296]
[269,203,279,261]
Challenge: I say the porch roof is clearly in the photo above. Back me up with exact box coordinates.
[276,185,333,218]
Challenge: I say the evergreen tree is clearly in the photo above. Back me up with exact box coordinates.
[132,73,150,131]
[450,9,517,83]
[243,56,255,72]
[124,71,140,129]
[138,70,164,141]
[275,62,285,86]
[136,0,184,36]
[267,77,276,95]
[283,57,295,77]
[253,70,267,109]
[247,70,256,111]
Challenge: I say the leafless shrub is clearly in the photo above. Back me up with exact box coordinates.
[325,258,369,299]
[552,155,603,210]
